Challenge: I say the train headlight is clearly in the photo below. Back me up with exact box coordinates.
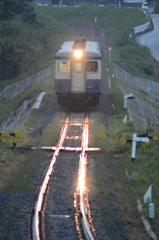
[74,50,82,58]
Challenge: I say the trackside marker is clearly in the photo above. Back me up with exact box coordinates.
[149,203,155,219]
[123,115,127,123]
[132,133,149,162]
[124,93,134,110]
[144,185,152,203]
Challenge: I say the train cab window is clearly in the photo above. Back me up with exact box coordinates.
[86,61,98,73]
[59,61,70,73]
[74,62,82,73]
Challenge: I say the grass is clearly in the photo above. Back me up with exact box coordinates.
[6,150,49,192]
[0,70,56,193]
[93,123,107,149]
[41,122,62,146]
[0,69,54,128]
[119,140,159,232]
[107,72,159,235]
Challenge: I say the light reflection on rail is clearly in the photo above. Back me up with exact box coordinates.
[77,114,95,240]
[32,116,69,240]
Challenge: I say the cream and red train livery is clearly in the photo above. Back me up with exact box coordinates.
[55,38,102,107]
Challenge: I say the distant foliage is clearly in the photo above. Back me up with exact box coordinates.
[118,43,159,77]
[0,4,72,81]
[0,0,16,21]
[154,1,159,13]
[0,0,35,23]
[0,0,37,80]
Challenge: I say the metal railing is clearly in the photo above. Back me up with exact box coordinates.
[32,116,69,240]
[0,67,51,101]
[114,64,159,102]
[133,21,150,35]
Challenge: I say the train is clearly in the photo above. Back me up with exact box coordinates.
[55,38,102,107]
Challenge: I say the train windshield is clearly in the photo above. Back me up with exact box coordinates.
[74,62,82,73]
[59,61,70,73]
[86,61,98,73]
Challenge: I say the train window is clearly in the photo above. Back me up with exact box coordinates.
[74,63,82,73]
[86,61,98,73]
[59,61,70,73]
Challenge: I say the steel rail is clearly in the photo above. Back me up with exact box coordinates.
[63,21,94,41]
[32,116,69,240]
[79,113,95,240]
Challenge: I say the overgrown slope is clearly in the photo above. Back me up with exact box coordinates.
[0,2,74,81]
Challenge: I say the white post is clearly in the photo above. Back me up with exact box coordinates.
[124,93,134,110]
[108,78,111,89]
[123,115,127,123]
[149,203,155,219]
[131,133,149,162]
[108,47,112,63]
[124,98,127,110]
[132,133,137,162]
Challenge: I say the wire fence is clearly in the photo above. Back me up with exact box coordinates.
[0,66,51,101]
[114,64,159,102]
[133,21,150,35]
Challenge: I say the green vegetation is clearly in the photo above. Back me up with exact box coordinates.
[93,123,107,149]
[0,72,54,125]
[0,0,35,23]
[154,1,159,13]
[0,1,74,81]
[107,71,159,235]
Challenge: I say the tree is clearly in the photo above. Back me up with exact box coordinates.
[0,0,16,21]
[0,0,36,23]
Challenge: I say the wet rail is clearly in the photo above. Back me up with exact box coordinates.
[30,112,97,240]
[32,114,69,240]
[78,114,95,240]
[63,21,101,42]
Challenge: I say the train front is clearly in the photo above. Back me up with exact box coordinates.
[55,39,102,107]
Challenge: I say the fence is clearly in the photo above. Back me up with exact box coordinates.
[114,64,159,102]
[133,21,150,35]
[33,0,51,4]
[0,66,51,101]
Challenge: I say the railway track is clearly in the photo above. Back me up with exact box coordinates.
[30,111,98,240]
[63,21,101,43]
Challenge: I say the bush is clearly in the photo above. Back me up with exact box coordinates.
[0,7,72,80]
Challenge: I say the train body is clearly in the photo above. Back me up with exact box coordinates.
[55,39,102,107]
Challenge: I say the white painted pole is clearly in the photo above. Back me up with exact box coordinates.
[131,133,149,162]
[132,133,137,162]
[123,115,127,123]
[108,78,111,89]
[149,203,155,219]
[124,93,134,110]
[124,98,127,110]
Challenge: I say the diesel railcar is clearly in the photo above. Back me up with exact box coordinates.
[55,38,102,107]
